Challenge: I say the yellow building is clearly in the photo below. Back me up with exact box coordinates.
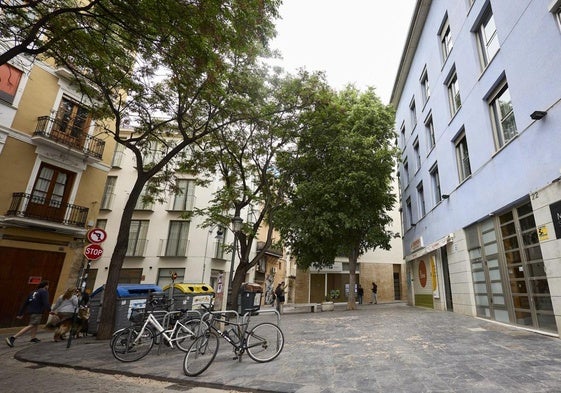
[0,57,115,328]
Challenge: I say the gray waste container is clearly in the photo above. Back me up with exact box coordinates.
[238,282,263,315]
[162,283,215,311]
[88,284,162,334]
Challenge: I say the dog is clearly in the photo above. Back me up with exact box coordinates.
[56,306,90,340]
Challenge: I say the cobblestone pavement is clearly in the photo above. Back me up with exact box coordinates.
[4,302,561,392]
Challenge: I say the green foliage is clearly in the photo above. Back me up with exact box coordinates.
[277,85,398,271]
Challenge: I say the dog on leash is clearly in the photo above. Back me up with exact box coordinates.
[56,306,90,340]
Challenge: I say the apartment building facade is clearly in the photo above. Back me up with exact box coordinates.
[0,56,115,327]
[392,0,561,336]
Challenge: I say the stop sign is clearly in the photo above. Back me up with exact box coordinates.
[84,243,103,260]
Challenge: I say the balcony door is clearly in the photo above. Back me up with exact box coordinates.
[52,97,91,149]
[27,163,75,222]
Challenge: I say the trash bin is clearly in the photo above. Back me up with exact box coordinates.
[238,282,263,315]
[88,283,163,334]
[162,283,215,311]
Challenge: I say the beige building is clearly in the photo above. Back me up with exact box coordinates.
[0,57,115,328]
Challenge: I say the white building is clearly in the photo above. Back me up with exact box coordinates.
[392,0,561,335]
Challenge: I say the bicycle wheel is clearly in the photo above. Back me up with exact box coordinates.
[175,318,208,352]
[111,325,155,362]
[183,330,219,377]
[246,322,284,363]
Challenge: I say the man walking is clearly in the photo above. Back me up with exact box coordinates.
[371,282,378,304]
[6,280,51,347]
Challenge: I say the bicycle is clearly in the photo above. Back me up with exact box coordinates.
[183,303,284,376]
[111,307,206,362]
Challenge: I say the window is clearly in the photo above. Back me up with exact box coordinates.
[111,143,125,168]
[430,164,442,203]
[557,8,561,30]
[118,269,143,284]
[127,220,149,256]
[402,158,409,187]
[420,67,430,105]
[439,16,453,62]
[455,131,472,181]
[446,70,461,116]
[489,82,517,148]
[400,123,406,147]
[100,176,117,210]
[213,227,226,259]
[165,221,190,257]
[476,7,499,66]
[95,219,107,230]
[53,97,92,143]
[0,64,23,104]
[135,184,154,210]
[417,182,426,217]
[170,179,195,211]
[425,114,435,151]
[406,197,413,228]
[409,97,417,129]
[157,268,185,288]
[413,138,421,172]
[27,163,76,222]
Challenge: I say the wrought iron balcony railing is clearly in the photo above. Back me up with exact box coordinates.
[6,192,89,228]
[33,116,105,159]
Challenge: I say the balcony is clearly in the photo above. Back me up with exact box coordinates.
[32,116,105,160]
[5,192,89,232]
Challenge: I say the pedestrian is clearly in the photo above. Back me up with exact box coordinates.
[371,282,378,304]
[6,280,51,347]
[51,287,80,342]
[357,284,364,304]
[274,281,286,314]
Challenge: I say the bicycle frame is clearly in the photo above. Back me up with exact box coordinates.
[135,310,201,349]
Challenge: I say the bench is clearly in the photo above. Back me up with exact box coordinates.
[288,303,321,313]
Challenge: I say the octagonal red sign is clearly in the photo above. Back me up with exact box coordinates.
[84,243,103,260]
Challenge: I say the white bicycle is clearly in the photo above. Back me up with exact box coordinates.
[111,308,206,362]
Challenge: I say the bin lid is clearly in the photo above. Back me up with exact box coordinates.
[241,282,263,293]
[162,283,215,294]
[91,284,163,298]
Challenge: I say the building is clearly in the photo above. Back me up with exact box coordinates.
[391,0,561,335]
[0,56,115,327]
[94,135,259,310]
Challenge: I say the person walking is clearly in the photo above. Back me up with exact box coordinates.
[274,282,286,314]
[371,282,378,304]
[51,287,80,342]
[357,284,364,304]
[6,280,51,347]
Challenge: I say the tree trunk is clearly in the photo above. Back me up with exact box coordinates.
[96,178,146,340]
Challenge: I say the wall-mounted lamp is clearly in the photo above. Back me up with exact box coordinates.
[411,223,416,227]
[530,110,547,120]
[441,194,449,199]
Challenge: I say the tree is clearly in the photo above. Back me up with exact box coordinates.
[2,0,281,338]
[187,68,328,311]
[277,86,398,310]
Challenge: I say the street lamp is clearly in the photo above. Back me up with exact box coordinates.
[227,215,243,309]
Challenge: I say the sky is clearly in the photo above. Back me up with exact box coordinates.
[269,0,417,104]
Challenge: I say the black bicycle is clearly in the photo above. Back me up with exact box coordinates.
[183,304,284,376]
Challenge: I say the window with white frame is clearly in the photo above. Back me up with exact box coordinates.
[446,69,461,116]
[0,63,23,105]
[557,8,561,30]
[425,114,435,151]
[476,6,499,67]
[439,16,453,62]
[409,97,417,129]
[134,184,154,210]
[417,182,426,218]
[170,179,195,211]
[402,158,409,187]
[165,220,190,257]
[489,81,517,148]
[430,164,442,203]
[406,197,413,228]
[111,143,125,168]
[100,176,117,210]
[413,138,421,172]
[420,67,430,105]
[454,131,472,182]
[127,220,149,256]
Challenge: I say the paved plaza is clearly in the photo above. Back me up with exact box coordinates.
[5,302,561,392]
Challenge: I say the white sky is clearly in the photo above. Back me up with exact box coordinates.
[269,0,417,104]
